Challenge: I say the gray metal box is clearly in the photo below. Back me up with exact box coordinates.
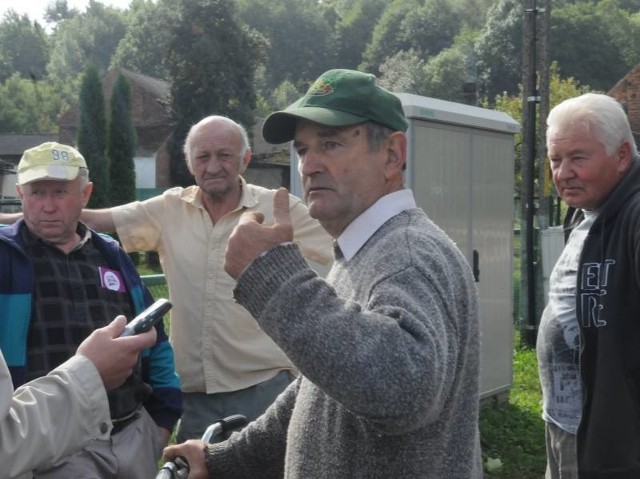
[399,93,519,400]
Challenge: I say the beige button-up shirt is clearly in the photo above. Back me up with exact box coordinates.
[112,179,333,393]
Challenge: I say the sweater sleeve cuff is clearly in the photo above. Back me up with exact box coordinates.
[204,442,239,476]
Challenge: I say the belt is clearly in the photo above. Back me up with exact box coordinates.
[111,410,141,435]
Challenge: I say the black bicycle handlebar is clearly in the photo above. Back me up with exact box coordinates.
[155,414,248,479]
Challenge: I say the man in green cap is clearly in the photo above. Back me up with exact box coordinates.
[162,69,483,478]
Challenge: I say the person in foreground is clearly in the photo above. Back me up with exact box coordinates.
[537,93,640,478]
[0,142,182,478]
[1,317,156,479]
[163,68,483,478]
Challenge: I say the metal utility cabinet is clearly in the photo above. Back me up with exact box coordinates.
[398,93,519,401]
[290,93,519,401]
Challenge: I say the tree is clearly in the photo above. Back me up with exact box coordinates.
[77,64,109,208]
[165,0,263,185]
[362,0,462,75]
[47,0,127,82]
[399,0,462,58]
[268,80,303,112]
[377,49,425,94]
[550,0,639,92]
[331,0,387,70]
[360,0,421,73]
[449,0,495,29]
[0,11,50,83]
[0,74,70,133]
[487,62,590,195]
[422,47,470,102]
[474,0,523,100]
[612,0,640,11]
[107,73,136,207]
[45,0,80,25]
[237,0,334,93]
[110,0,173,79]
[377,29,479,103]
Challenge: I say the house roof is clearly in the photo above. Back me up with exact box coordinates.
[116,67,169,100]
[0,133,58,165]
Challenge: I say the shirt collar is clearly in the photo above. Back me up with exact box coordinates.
[237,176,258,210]
[20,221,92,252]
[336,189,416,261]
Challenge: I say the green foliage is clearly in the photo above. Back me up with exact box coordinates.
[44,0,80,25]
[422,47,470,102]
[107,73,136,206]
[400,0,461,58]
[480,334,546,478]
[47,1,127,81]
[550,0,639,92]
[548,63,591,108]
[450,0,495,29]
[78,64,110,208]
[474,0,522,99]
[268,80,303,112]
[237,0,334,92]
[378,29,478,103]
[360,0,421,73]
[362,0,462,75]
[2,0,640,196]
[165,0,262,185]
[332,0,387,70]
[377,49,426,94]
[616,0,640,10]
[0,74,69,133]
[110,0,173,79]
[0,11,50,83]
[488,62,590,195]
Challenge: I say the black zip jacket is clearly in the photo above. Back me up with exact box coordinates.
[564,158,640,478]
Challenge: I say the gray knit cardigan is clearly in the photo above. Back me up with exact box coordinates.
[206,208,483,478]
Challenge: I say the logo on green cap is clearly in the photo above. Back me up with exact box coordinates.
[307,74,338,96]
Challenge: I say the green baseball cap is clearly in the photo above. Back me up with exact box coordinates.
[17,142,87,185]
[262,69,409,144]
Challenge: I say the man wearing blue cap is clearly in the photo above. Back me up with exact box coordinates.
[163,69,483,478]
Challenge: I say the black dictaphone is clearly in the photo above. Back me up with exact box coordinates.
[120,298,172,337]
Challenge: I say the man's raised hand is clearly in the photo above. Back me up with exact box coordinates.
[224,187,293,279]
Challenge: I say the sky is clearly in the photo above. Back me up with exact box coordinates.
[0,0,132,24]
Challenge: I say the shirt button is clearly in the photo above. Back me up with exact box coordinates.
[100,422,109,434]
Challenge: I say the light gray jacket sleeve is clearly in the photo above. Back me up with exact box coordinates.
[0,352,111,479]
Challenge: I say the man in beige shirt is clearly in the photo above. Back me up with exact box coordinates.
[81,115,333,441]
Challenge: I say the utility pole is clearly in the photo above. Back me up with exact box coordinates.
[536,0,552,324]
[520,0,549,347]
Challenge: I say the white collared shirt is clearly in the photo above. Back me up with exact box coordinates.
[336,189,417,261]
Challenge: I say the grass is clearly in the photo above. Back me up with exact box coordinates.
[480,230,546,478]
[480,332,546,478]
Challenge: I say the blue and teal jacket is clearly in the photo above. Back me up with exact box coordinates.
[0,220,182,430]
